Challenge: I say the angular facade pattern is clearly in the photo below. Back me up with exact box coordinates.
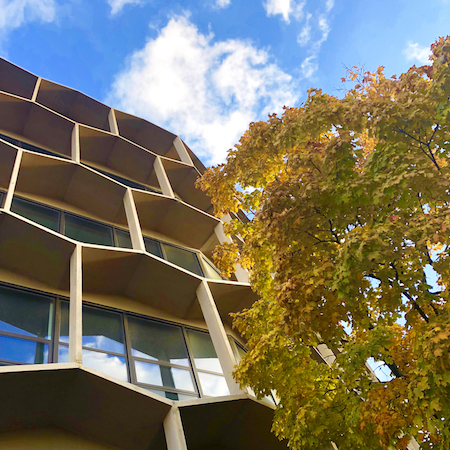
[0,58,288,449]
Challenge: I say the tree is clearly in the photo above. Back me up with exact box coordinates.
[197,37,450,449]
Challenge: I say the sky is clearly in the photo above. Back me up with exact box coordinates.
[1,0,450,166]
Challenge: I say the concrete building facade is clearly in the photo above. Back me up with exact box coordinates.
[0,57,288,449]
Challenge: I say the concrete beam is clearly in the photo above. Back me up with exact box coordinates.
[71,123,80,163]
[163,407,188,450]
[154,156,174,197]
[69,244,83,364]
[123,188,146,251]
[3,148,23,211]
[196,280,243,395]
[173,137,193,165]
[31,77,42,102]
[108,108,119,135]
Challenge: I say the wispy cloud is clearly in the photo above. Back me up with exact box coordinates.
[214,0,231,9]
[298,8,333,79]
[297,12,311,46]
[403,41,430,65]
[107,0,143,15]
[0,0,56,48]
[107,15,298,165]
[263,0,305,23]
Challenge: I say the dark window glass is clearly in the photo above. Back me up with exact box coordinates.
[0,335,49,364]
[11,197,60,232]
[162,244,203,276]
[0,133,67,159]
[82,306,124,353]
[185,329,222,373]
[143,237,163,258]
[64,214,114,247]
[87,166,162,194]
[0,286,52,338]
[0,191,5,208]
[115,228,133,249]
[128,317,189,366]
[59,301,69,344]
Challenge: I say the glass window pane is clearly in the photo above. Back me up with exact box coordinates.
[143,237,163,258]
[64,214,113,247]
[145,388,198,401]
[135,360,195,392]
[82,306,124,354]
[82,348,128,382]
[162,244,203,276]
[59,301,69,343]
[115,229,132,249]
[186,329,223,373]
[0,191,5,208]
[201,257,223,280]
[58,344,69,363]
[0,286,52,338]
[198,372,229,397]
[11,197,60,232]
[128,317,189,366]
[0,335,49,364]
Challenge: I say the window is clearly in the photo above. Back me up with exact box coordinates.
[10,196,132,249]
[0,191,5,208]
[143,236,204,277]
[0,283,232,400]
[85,165,162,194]
[0,133,68,159]
[186,329,229,397]
[200,256,223,280]
[0,285,53,365]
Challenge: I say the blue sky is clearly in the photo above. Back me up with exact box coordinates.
[1,0,450,165]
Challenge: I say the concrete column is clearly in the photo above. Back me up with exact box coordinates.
[69,244,83,364]
[163,407,188,450]
[196,280,243,395]
[31,77,42,102]
[108,109,119,135]
[154,156,174,197]
[4,148,23,211]
[123,188,146,251]
[214,221,249,283]
[71,123,80,163]
[173,136,193,165]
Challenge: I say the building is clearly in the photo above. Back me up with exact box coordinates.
[0,57,288,449]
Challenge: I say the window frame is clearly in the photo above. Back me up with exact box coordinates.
[0,283,231,400]
[0,282,57,366]
[10,195,132,249]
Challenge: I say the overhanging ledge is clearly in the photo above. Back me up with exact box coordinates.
[178,395,288,450]
[0,363,172,449]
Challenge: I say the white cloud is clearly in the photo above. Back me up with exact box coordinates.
[403,41,430,65]
[214,0,231,9]
[297,12,311,46]
[107,15,298,165]
[0,0,56,41]
[298,12,331,79]
[300,55,317,79]
[107,0,143,15]
[264,0,305,23]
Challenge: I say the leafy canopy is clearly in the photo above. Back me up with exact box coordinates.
[198,37,450,449]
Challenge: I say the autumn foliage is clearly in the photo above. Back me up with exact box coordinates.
[198,37,450,449]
